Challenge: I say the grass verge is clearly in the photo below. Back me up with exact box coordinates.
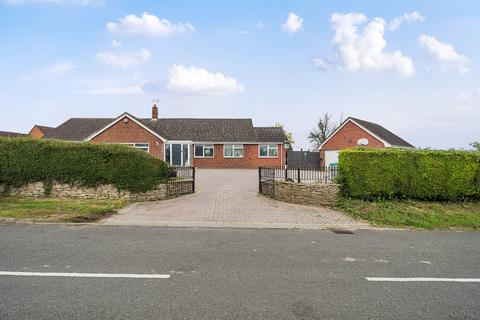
[335,197,480,230]
[0,197,126,223]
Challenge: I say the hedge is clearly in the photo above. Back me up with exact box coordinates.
[338,148,480,200]
[0,137,174,193]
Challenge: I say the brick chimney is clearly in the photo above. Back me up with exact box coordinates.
[152,104,158,120]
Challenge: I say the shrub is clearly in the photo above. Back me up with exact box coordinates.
[0,137,174,193]
[338,148,480,200]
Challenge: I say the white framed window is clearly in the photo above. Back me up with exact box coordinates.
[259,144,278,158]
[224,144,244,158]
[194,144,214,158]
[122,142,149,152]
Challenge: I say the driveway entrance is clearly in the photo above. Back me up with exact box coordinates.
[102,169,370,229]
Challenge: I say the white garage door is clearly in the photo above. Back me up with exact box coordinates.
[324,150,340,166]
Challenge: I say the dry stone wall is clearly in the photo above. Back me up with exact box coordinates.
[1,180,194,201]
[260,180,339,207]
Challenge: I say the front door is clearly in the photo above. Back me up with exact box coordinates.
[171,144,182,166]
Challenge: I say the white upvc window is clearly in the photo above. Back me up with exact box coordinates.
[194,144,214,158]
[259,144,278,158]
[224,144,244,158]
[123,142,149,152]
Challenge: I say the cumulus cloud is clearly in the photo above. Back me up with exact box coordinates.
[388,11,425,31]
[329,13,414,76]
[107,12,195,36]
[22,60,75,81]
[167,65,244,95]
[95,49,151,70]
[418,34,469,74]
[282,12,303,33]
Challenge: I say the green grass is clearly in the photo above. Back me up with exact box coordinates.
[0,197,126,223]
[336,197,480,230]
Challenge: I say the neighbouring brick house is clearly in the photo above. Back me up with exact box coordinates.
[29,125,55,139]
[41,105,287,169]
[319,117,414,166]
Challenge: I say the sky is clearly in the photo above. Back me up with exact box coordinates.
[0,0,479,150]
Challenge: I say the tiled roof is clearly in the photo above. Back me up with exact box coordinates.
[0,131,27,138]
[43,115,286,143]
[349,117,414,148]
[33,125,56,136]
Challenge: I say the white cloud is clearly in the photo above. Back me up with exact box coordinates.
[95,49,151,70]
[282,12,303,33]
[256,21,264,30]
[388,11,425,31]
[107,12,195,36]
[4,0,101,5]
[22,60,75,81]
[311,57,336,71]
[418,34,469,74]
[329,13,414,77]
[167,64,245,95]
[80,85,144,95]
[110,40,122,48]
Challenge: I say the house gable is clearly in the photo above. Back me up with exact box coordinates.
[321,120,386,150]
[85,113,166,142]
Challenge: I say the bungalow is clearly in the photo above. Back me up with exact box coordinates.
[319,117,414,167]
[41,105,287,169]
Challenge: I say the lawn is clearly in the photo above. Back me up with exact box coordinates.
[0,197,126,223]
[336,197,480,230]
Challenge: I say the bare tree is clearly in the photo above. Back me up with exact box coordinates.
[308,113,343,149]
[471,141,480,151]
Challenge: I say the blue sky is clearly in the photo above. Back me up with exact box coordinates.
[1,0,479,150]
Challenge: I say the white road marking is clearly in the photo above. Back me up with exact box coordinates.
[366,277,480,283]
[0,271,170,279]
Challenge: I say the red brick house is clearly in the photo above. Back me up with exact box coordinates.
[42,105,287,169]
[319,117,414,167]
[29,125,55,139]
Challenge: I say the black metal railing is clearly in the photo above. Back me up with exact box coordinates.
[259,166,338,184]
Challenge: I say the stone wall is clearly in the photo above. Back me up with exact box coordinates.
[260,180,339,207]
[1,180,194,201]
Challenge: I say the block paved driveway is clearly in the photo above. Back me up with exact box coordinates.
[102,169,371,229]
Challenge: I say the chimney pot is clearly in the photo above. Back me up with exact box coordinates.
[152,104,158,120]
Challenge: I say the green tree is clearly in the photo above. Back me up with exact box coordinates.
[274,123,294,146]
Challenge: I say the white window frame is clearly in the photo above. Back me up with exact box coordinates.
[258,144,279,158]
[223,144,244,158]
[194,144,214,158]
[164,142,191,166]
[119,142,150,152]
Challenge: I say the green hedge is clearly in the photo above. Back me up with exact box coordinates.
[338,148,480,200]
[0,137,174,193]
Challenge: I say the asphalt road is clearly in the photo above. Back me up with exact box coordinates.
[0,224,479,319]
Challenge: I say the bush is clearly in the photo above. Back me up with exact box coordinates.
[338,148,480,200]
[0,137,174,193]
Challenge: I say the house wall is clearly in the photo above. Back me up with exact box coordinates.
[192,144,284,169]
[92,116,164,159]
[29,126,44,139]
[320,121,385,166]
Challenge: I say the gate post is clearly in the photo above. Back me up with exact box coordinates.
[258,167,262,193]
[297,167,301,183]
[192,167,196,193]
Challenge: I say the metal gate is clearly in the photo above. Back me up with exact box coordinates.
[167,166,196,197]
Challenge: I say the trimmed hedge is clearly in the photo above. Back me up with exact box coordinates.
[0,137,174,193]
[338,148,480,200]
